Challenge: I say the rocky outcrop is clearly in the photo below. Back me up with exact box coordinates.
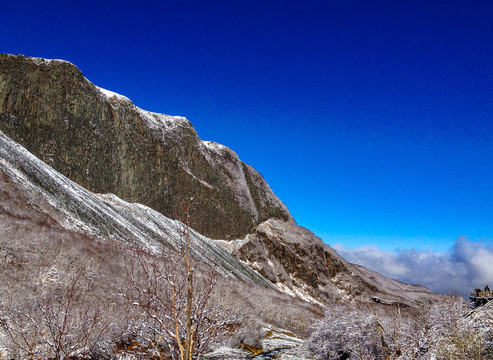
[471,286,493,308]
[206,326,306,359]
[224,219,442,307]
[0,54,290,240]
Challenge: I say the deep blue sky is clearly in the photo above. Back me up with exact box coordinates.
[2,0,492,253]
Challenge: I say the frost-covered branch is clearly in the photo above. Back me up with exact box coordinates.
[121,200,234,360]
[0,269,112,359]
[307,296,493,360]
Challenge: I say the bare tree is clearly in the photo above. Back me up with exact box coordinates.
[0,269,111,359]
[122,201,233,360]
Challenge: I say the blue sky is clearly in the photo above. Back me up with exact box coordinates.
[2,1,492,257]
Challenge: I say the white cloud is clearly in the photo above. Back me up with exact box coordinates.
[332,236,493,297]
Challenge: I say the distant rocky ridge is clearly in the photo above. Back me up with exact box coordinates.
[0,54,442,307]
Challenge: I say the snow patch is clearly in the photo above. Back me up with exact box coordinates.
[215,238,250,253]
[202,141,228,152]
[137,107,190,131]
[276,281,324,307]
[96,86,190,134]
[180,161,214,189]
[97,86,132,103]
[30,56,73,66]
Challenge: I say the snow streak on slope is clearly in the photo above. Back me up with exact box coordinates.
[98,194,274,287]
[0,130,275,288]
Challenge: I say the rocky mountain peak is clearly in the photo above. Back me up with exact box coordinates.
[0,53,290,240]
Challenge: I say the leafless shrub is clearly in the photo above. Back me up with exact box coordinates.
[422,296,492,359]
[0,269,113,359]
[308,296,493,360]
[121,203,234,360]
[211,279,322,338]
[308,303,387,359]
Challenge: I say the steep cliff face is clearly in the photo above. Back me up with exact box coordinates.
[0,54,290,240]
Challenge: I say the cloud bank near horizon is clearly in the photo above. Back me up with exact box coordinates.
[332,236,493,297]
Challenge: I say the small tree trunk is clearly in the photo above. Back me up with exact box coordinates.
[185,265,193,359]
[184,210,194,360]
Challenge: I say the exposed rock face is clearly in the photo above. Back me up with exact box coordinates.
[224,219,442,307]
[0,130,322,358]
[471,286,493,308]
[0,54,290,240]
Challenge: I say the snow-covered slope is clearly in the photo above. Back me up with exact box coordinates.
[0,130,274,287]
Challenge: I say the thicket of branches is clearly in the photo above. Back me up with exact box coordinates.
[307,296,493,360]
[0,203,234,359]
[0,269,114,359]
[122,244,234,359]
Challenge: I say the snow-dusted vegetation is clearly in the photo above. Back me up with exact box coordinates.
[119,207,235,360]
[307,297,493,359]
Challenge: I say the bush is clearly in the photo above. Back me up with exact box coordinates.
[307,296,493,360]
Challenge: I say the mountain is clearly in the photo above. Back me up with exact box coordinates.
[0,54,289,241]
[0,53,441,311]
[0,129,272,287]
